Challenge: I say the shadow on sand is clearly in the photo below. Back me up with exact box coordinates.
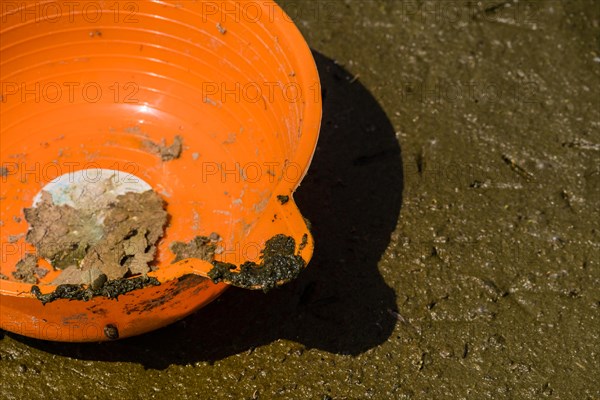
[10,52,404,369]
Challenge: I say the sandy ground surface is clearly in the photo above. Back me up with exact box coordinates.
[1,1,599,399]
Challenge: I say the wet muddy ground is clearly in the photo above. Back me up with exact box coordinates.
[1,1,598,399]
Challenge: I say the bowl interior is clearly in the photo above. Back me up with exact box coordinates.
[0,0,321,287]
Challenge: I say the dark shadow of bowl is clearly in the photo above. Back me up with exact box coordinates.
[7,51,404,369]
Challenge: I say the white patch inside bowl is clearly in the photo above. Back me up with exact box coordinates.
[33,168,151,214]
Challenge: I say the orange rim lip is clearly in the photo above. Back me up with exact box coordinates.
[0,0,322,298]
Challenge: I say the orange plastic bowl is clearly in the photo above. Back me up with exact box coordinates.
[0,0,321,341]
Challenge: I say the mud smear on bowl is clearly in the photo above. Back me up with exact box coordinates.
[31,276,160,305]
[142,135,184,161]
[170,234,305,291]
[208,234,306,292]
[12,254,47,284]
[17,189,167,288]
[169,233,220,263]
[276,195,290,205]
